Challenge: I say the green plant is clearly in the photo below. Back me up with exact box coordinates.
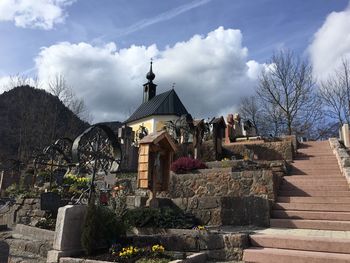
[81,200,99,255]
[124,207,198,229]
[4,183,40,198]
[81,198,128,255]
[35,217,56,231]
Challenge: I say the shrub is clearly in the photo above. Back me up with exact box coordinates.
[170,157,207,174]
[81,198,128,255]
[124,207,198,229]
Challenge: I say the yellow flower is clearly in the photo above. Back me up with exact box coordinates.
[152,244,165,253]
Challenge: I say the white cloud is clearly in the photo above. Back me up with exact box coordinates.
[0,0,75,29]
[309,5,350,80]
[35,26,262,122]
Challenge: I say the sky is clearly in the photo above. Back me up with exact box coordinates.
[0,0,350,123]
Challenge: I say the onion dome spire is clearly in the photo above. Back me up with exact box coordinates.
[146,60,155,82]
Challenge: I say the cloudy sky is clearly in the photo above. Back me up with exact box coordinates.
[0,0,349,122]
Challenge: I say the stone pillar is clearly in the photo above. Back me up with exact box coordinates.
[342,124,350,148]
[118,125,136,171]
[47,205,87,263]
[0,171,4,197]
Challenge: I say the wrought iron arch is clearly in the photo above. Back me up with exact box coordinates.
[71,124,122,201]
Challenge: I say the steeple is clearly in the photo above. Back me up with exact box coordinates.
[143,60,157,103]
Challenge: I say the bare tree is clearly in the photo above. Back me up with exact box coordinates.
[239,95,262,135]
[257,50,318,136]
[1,75,40,91]
[48,74,91,122]
[319,58,350,126]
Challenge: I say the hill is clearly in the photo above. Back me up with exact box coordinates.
[0,85,89,164]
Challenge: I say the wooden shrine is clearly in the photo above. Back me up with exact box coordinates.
[137,131,177,195]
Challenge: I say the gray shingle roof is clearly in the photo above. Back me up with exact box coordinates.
[125,89,188,123]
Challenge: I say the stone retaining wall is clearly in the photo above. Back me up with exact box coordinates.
[224,139,294,161]
[127,229,248,261]
[329,138,350,186]
[158,162,285,226]
[0,197,46,227]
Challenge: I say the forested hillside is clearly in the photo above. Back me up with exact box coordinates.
[0,85,89,163]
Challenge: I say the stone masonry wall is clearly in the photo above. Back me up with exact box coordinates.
[159,162,285,226]
[0,197,46,227]
[224,140,293,161]
[329,138,350,186]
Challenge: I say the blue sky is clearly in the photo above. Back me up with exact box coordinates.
[0,0,350,122]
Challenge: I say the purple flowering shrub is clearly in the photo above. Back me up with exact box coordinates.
[170,157,207,174]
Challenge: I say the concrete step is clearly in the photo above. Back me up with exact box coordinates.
[273,202,350,212]
[282,178,347,185]
[272,210,350,221]
[243,247,350,263]
[292,162,339,166]
[278,190,350,197]
[270,218,350,231]
[249,234,350,254]
[293,158,338,162]
[283,176,347,182]
[280,184,349,191]
[291,170,342,176]
[296,154,334,158]
[277,196,350,203]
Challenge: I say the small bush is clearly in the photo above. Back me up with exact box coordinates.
[81,198,128,255]
[124,207,198,229]
[170,157,207,174]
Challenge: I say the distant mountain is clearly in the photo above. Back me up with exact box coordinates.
[0,85,89,164]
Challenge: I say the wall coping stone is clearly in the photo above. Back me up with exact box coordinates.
[15,223,54,241]
[59,252,207,263]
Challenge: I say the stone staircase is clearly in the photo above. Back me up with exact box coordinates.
[243,141,350,262]
[0,224,53,263]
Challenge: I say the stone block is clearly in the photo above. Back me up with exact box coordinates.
[197,197,219,209]
[15,224,55,241]
[53,205,87,251]
[171,198,188,210]
[59,258,84,263]
[47,249,84,263]
[134,196,147,207]
[25,241,42,255]
[33,209,46,217]
[24,198,37,205]
[223,234,249,248]
[341,157,350,167]
[197,233,224,250]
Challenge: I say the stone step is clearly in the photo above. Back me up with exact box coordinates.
[272,210,350,221]
[278,190,350,197]
[293,157,338,161]
[289,171,343,176]
[296,154,335,157]
[280,184,349,191]
[273,202,350,212]
[6,238,52,257]
[291,166,340,170]
[243,247,350,263]
[291,168,341,173]
[283,176,346,182]
[277,196,350,203]
[8,249,47,263]
[270,218,350,231]
[249,234,350,254]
